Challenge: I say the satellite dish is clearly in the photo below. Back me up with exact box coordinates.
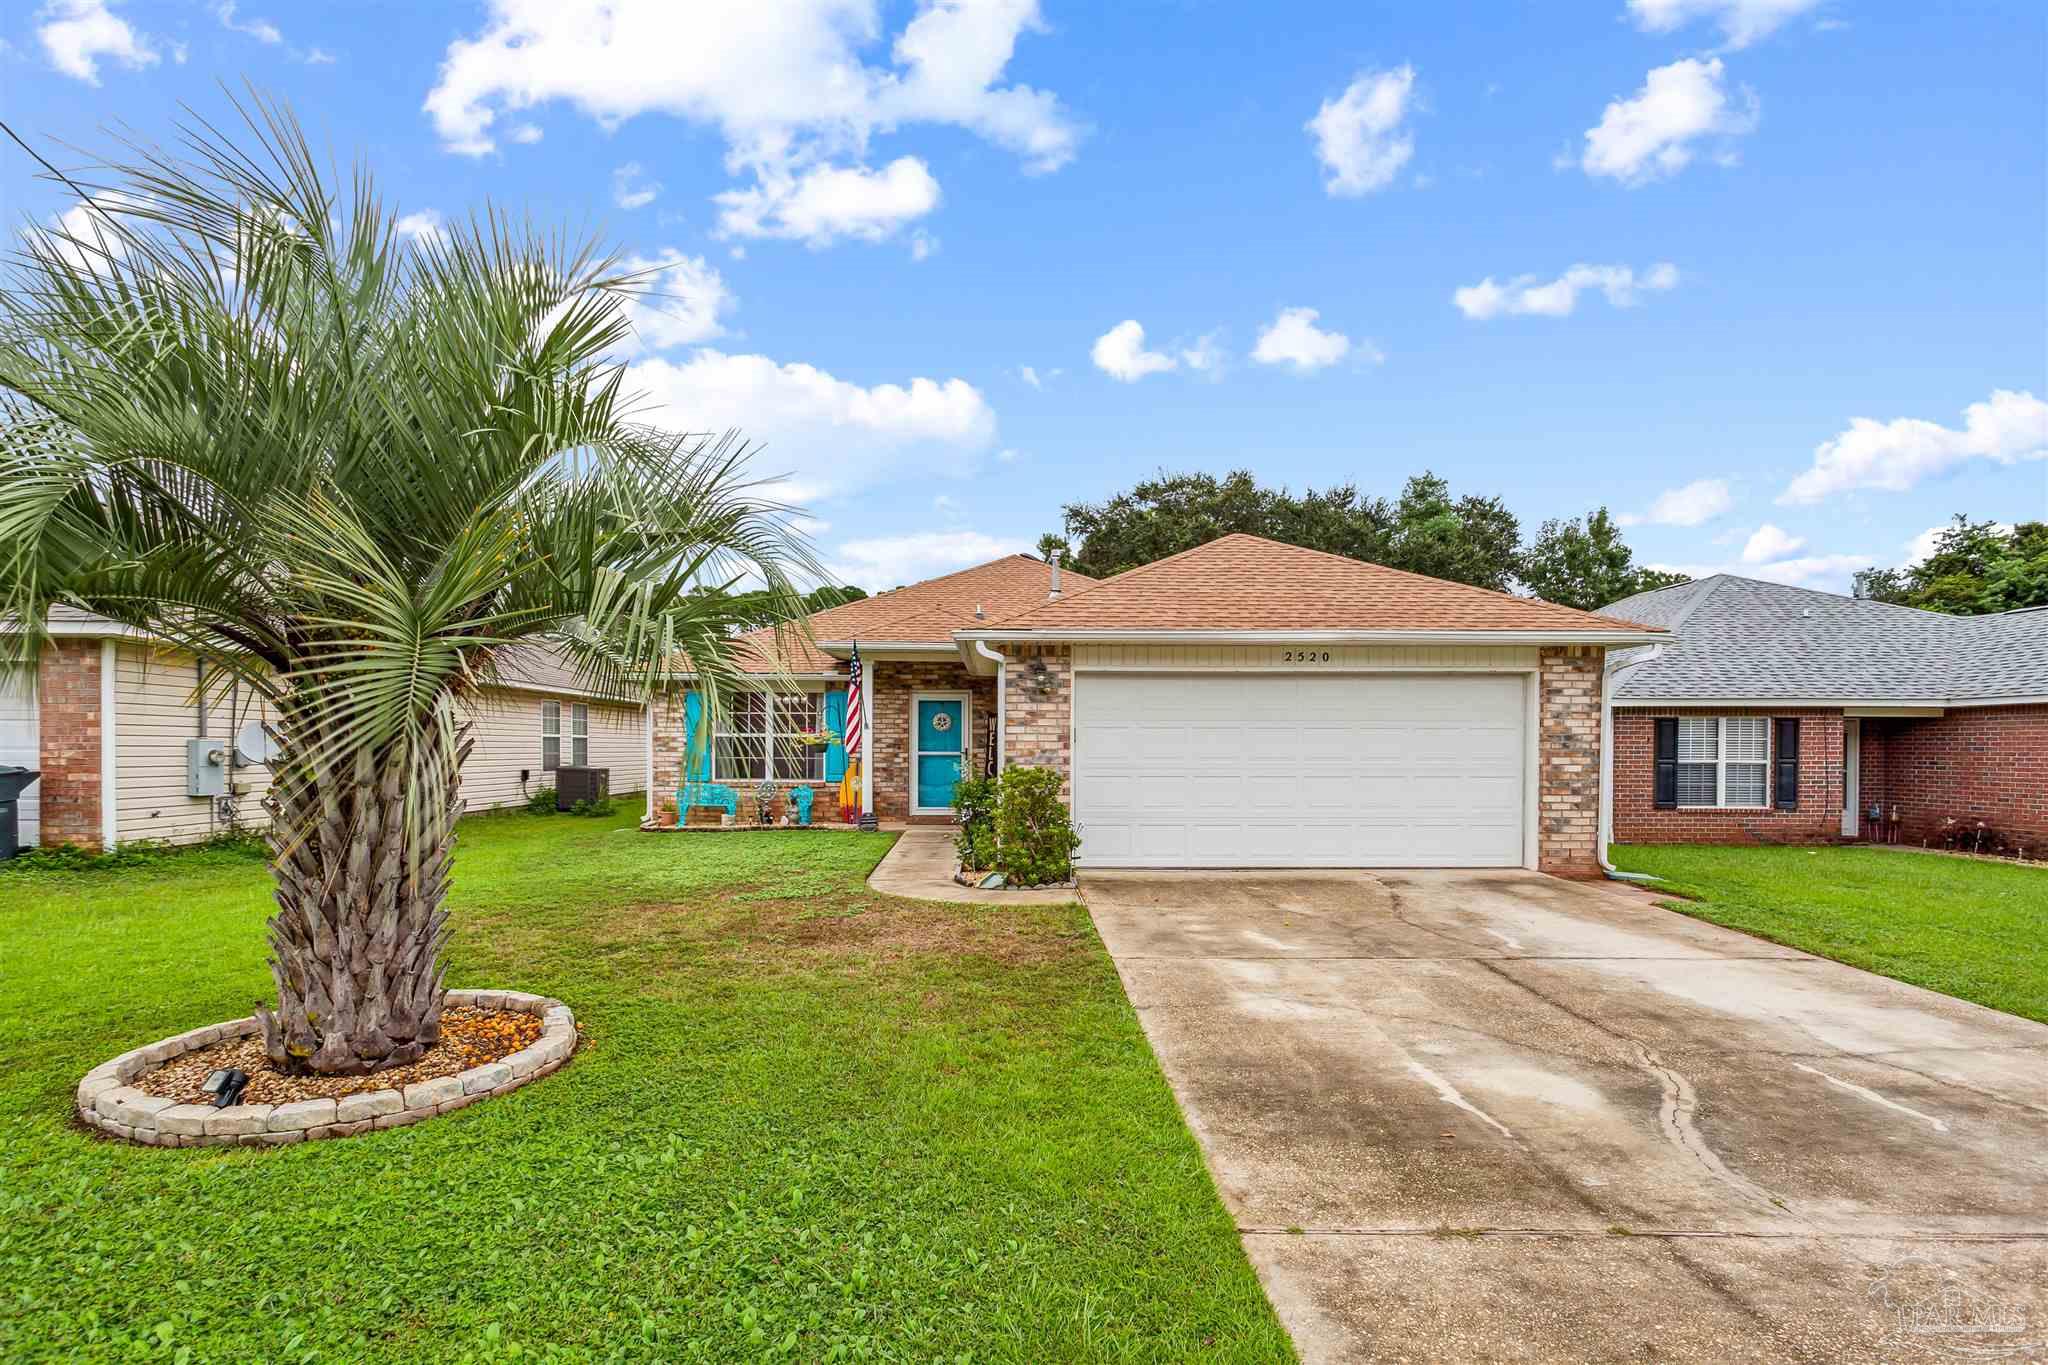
[235,719,280,766]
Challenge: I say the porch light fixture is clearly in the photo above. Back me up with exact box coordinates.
[201,1067,249,1108]
[1027,659,1057,696]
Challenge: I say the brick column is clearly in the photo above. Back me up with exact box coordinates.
[1538,645,1602,877]
[37,640,105,850]
[1000,645,1072,799]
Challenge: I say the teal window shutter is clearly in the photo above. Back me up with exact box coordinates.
[683,692,712,782]
[823,689,848,781]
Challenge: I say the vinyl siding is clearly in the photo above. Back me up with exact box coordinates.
[0,670,37,845]
[458,689,647,812]
[1071,643,1542,670]
[99,647,644,847]
[114,642,277,846]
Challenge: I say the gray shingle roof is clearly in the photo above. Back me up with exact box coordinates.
[1606,575,2048,704]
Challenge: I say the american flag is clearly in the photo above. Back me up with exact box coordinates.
[843,641,863,760]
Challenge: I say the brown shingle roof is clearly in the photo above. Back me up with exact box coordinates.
[726,554,1097,672]
[978,534,1664,634]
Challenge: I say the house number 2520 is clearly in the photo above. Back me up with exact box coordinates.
[1282,650,1332,663]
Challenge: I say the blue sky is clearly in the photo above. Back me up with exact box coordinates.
[5,1,2044,591]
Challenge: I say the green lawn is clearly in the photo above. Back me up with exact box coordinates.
[0,810,1289,1363]
[1609,843,2048,1023]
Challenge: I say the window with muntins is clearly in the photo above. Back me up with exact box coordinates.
[570,703,589,767]
[1675,716,1770,808]
[712,692,823,782]
[541,701,561,771]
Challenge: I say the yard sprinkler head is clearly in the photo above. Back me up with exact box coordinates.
[201,1067,249,1108]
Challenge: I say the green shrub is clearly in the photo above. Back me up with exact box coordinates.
[525,785,558,814]
[951,774,999,871]
[1,830,268,875]
[569,795,617,817]
[993,766,1081,886]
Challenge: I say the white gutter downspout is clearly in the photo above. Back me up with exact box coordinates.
[973,640,1006,774]
[1600,644,1665,884]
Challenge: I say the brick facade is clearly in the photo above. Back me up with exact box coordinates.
[1537,646,1602,877]
[999,645,1072,799]
[1858,704,2048,850]
[1612,707,1846,845]
[869,660,997,821]
[37,640,104,850]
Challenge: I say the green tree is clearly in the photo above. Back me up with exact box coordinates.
[708,583,867,629]
[0,98,817,1075]
[1385,473,1521,593]
[1034,532,1071,564]
[1854,516,2048,615]
[1519,508,1690,610]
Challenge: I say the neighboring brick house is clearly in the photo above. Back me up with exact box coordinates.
[1,613,646,852]
[1603,575,2048,851]
[658,535,1666,875]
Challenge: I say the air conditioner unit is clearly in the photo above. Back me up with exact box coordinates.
[555,766,609,810]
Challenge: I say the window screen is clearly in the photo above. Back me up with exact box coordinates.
[541,701,561,771]
[570,703,589,767]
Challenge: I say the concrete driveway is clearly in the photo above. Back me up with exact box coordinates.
[1087,869,2048,1363]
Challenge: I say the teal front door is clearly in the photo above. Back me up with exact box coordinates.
[914,697,965,811]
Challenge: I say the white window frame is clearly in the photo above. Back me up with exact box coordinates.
[541,701,562,772]
[570,703,589,767]
[712,689,824,784]
[1675,715,1771,810]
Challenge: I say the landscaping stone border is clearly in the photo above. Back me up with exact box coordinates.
[74,990,575,1148]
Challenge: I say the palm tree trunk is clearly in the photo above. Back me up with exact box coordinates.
[256,718,472,1075]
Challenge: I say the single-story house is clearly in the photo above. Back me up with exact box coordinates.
[657,534,1667,874]
[2,610,647,851]
[1604,574,2048,849]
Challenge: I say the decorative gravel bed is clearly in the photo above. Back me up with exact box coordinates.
[75,989,576,1148]
[134,1006,543,1107]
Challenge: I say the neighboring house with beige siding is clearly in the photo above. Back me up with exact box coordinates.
[2,612,648,852]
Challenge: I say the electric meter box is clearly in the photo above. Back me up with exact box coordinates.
[186,737,229,796]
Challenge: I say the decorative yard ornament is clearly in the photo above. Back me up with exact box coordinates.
[755,779,778,825]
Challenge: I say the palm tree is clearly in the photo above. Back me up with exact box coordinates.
[0,96,817,1075]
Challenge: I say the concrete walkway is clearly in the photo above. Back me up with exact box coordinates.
[865,827,1083,904]
[1088,868,2048,1363]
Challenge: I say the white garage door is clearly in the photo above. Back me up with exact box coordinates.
[0,669,38,847]
[1073,672,1526,868]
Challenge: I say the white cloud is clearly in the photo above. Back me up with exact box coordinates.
[394,209,448,247]
[1179,331,1227,377]
[424,0,1079,248]
[1626,0,1825,50]
[714,156,940,246]
[1580,58,1758,185]
[1739,523,1806,563]
[1617,477,1733,528]
[305,46,335,65]
[612,162,662,211]
[37,0,158,84]
[1091,319,1177,383]
[509,122,544,144]
[1453,261,1679,319]
[1018,365,1042,389]
[1251,307,1352,373]
[908,229,938,261]
[827,530,1030,592]
[27,193,148,275]
[618,250,735,352]
[1306,66,1417,197]
[625,349,996,501]
[1779,390,2048,504]
[212,1,281,45]
[996,447,1020,462]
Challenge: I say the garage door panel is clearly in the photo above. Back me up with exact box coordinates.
[1074,672,1525,868]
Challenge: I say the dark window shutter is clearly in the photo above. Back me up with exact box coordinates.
[1653,718,1678,809]
[1773,718,1800,810]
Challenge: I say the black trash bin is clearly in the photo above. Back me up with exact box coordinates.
[0,766,40,861]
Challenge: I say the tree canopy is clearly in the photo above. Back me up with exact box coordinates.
[1043,469,1677,607]
[1854,516,2048,615]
